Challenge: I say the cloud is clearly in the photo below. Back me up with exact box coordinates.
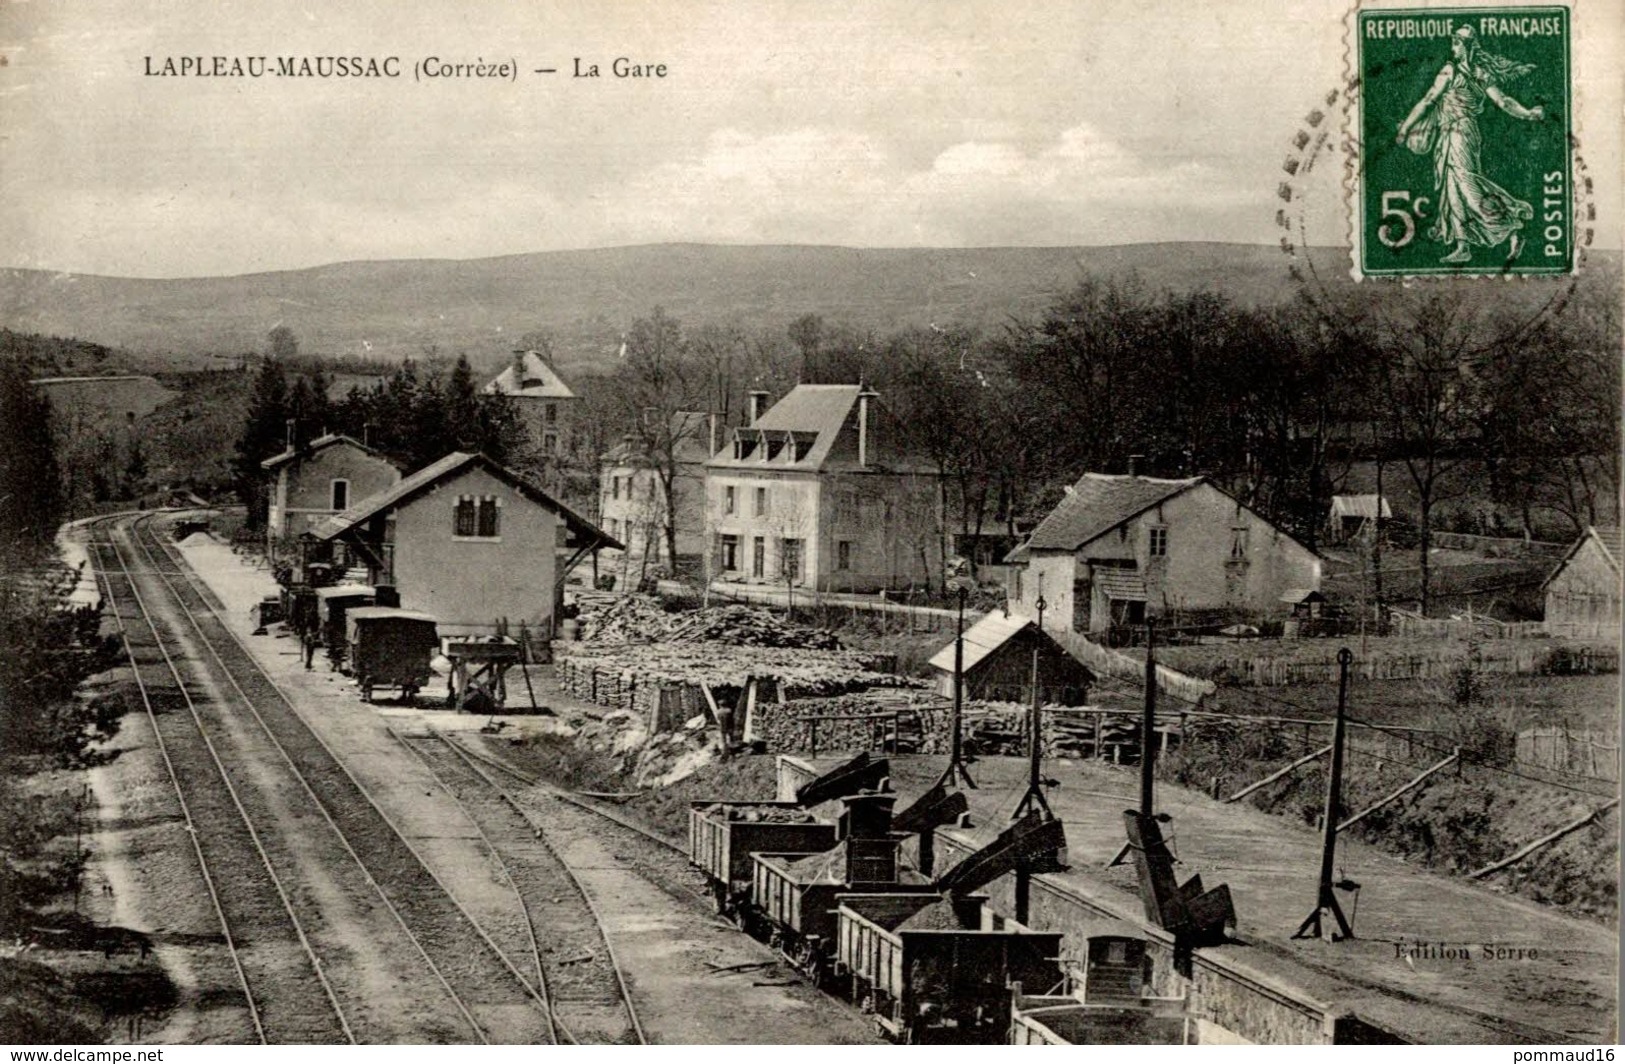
[588,122,1254,249]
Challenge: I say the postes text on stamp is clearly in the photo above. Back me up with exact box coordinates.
[1355,6,1571,276]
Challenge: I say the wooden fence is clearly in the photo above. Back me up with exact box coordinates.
[1516,727,1620,782]
[1195,643,1618,687]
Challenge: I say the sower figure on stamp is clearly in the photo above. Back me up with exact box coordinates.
[1395,26,1544,264]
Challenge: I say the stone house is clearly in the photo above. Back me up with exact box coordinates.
[483,350,578,458]
[598,410,714,580]
[261,433,400,557]
[1006,473,1321,636]
[703,384,943,593]
[312,451,618,636]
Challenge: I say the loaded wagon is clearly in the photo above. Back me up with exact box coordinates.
[748,791,929,984]
[344,607,439,703]
[315,585,375,670]
[835,892,1063,1044]
[688,801,836,918]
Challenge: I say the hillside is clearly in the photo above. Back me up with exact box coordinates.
[0,243,1349,371]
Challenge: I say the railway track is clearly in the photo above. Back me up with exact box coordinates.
[90,526,354,1044]
[394,731,649,1044]
[96,515,554,1043]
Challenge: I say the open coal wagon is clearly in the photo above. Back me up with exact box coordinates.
[748,790,931,986]
[344,607,439,703]
[835,892,1063,1044]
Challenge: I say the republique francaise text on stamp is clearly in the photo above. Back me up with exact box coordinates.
[1354,6,1571,276]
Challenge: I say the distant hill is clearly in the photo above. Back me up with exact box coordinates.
[2,243,1616,374]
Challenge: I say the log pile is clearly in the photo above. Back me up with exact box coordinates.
[575,594,843,649]
[667,605,842,649]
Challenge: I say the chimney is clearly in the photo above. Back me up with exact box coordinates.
[1128,453,1146,477]
[285,417,296,447]
[708,411,719,457]
[747,390,768,426]
[857,385,879,468]
[512,348,527,385]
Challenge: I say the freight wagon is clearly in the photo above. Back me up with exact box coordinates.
[689,801,836,917]
[344,607,439,703]
[747,791,929,984]
[835,892,1064,1044]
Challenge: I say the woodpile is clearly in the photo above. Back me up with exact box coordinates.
[575,595,843,650]
[667,605,842,649]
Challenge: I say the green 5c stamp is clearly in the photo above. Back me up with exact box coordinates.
[1356,7,1570,276]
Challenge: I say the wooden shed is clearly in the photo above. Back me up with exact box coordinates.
[928,611,1095,705]
[1542,526,1622,633]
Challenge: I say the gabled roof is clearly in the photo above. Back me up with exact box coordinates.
[484,351,576,400]
[925,610,1092,678]
[1025,473,1203,552]
[602,410,714,467]
[1330,494,1392,520]
[705,384,931,474]
[261,433,393,472]
[1542,525,1623,590]
[311,451,622,549]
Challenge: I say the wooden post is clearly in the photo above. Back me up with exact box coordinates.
[1140,618,1157,817]
[1225,744,1333,803]
[1471,799,1619,878]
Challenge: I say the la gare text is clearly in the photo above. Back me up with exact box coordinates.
[143,56,669,80]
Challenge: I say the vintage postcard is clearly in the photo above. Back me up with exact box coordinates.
[0,0,1619,1051]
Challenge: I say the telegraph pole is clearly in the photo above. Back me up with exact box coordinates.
[1140,618,1158,818]
[941,558,976,789]
[1295,647,1355,941]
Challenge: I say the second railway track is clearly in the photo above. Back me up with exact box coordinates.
[394,730,648,1044]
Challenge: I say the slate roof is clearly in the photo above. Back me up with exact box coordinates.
[483,351,576,400]
[311,451,621,549]
[705,384,930,473]
[261,433,393,471]
[601,410,714,466]
[1024,473,1203,552]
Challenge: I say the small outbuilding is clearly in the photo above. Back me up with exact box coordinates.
[1542,525,1622,634]
[1327,495,1392,544]
[927,611,1095,705]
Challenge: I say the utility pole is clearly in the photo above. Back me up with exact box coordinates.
[941,557,977,790]
[1140,617,1158,818]
[1295,647,1355,941]
[1015,596,1051,821]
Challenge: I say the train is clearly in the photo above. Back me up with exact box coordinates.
[688,752,1072,1044]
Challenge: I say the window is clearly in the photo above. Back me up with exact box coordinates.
[1230,526,1249,559]
[611,476,621,501]
[724,485,737,515]
[545,403,558,424]
[455,495,500,538]
[542,432,558,454]
[752,536,765,578]
[720,534,740,572]
[330,479,349,511]
[754,486,768,517]
[607,517,618,539]
[781,538,804,584]
[1148,527,1168,557]
[836,540,852,571]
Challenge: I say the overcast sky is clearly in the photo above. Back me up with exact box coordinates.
[2,0,1619,277]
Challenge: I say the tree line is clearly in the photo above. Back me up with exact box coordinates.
[233,331,525,529]
[583,275,1618,612]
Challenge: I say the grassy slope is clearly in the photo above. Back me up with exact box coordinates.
[7,244,1616,371]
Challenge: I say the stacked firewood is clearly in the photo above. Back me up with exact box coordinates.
[666,605,842,649]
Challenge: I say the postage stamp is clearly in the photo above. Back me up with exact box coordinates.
[1354,6,1571,276]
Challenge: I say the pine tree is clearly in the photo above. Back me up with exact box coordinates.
[233,357,289,529]
[0,361,64,554]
